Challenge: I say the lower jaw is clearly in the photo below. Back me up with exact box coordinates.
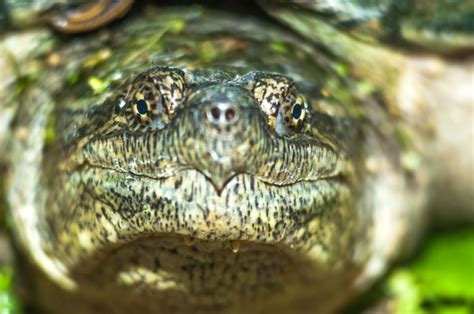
[62,234,362,313]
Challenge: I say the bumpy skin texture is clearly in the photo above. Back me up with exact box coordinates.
[3,5,427,314]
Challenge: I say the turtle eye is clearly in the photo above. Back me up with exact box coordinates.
[280,93,306,131]
[132,96,151,123]
[129,82,168,126]
[124,68,187,129]
[292,103,302,120]
[251,75,306,134]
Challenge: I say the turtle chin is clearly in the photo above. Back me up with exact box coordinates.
[31,234,363,314]
[60,233,361,313]
[71,234,299,295]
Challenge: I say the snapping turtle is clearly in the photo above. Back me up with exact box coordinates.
[0,1,473,313]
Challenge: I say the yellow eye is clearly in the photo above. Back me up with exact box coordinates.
[132,98,150,123]
[288,94,306,130]
[124,68,187,128]
[275,95,306,134]
[250,75,307,134]
[130,85,164,125]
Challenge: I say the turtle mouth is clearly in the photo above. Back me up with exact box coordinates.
[79,165,349,243]
[82,160,346,195]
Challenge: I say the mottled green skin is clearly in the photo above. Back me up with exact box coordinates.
[1,5,430,314]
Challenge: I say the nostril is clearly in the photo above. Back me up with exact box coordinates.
[225,108,235,121]
[210,106,221,120]
[206,103,240,126]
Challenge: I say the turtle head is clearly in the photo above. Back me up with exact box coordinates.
[44,66,359,302]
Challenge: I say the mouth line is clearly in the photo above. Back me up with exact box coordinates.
[78,161,347,191]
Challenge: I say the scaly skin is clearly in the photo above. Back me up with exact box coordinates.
[2,6,428,314]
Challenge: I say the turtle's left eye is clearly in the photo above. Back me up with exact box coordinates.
[251,75,307,135]
[131,93,151,123]
[135,99,148,115]
[278,93,306,132]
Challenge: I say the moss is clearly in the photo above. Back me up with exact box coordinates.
[83,49,112,70]
[168,18,186,34]
[67,71,80,86]
[87,76,109,95]
[395,123,416,149]
[334,62,349,77]
[198,41,218,62]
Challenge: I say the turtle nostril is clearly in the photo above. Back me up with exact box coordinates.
[206,103,240,127]
[225,108,235,121]
[210,106,221,120]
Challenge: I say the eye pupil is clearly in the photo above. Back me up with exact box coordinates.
[136,99,148,115]
[292,104,302,119]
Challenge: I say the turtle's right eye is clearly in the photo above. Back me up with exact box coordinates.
[132,98,151,123]
[129,82,166,125]
[124,68,188,129]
